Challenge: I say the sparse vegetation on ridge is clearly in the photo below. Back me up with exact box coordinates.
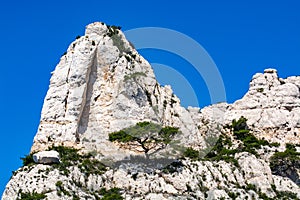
[48,146,107,176]
[183,147,200,160]
[181,117,281,167]
[17,190,46,200]
[270,143,300,185]
[99,188,123,200]
[230,116,279,155]
[204,134,239,166]
[124,72,147,81]
[21,153,35,167]
[56,181,71,197]
[106,24,131,55]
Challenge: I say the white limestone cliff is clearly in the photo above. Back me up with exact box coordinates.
[225,68,300,145]
[2,22,300,200]
[31,22,210,160]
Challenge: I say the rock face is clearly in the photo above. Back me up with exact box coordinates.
[31,22,207,160]
[225,68,300,144]
[33,151,60,164]
[2,22,300,200]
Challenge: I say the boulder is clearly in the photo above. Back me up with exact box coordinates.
[33,150,60,164]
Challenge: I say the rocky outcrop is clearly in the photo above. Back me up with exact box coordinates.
[3,152,300,199]
[225,68,300,145]
[33,151,60,164]
[31,22,209,161]
[2,22,300,199]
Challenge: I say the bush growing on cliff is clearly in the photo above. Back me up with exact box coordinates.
[270,143,300,185]
[183,147,200,160]
[230,116,277,155]
[48,146,107,176]
[21,154,35,167]
[202,116,277,165]
[204,135,239,166]
[99,188,123,200]
[17,190,46,200]
[123,72,147,82]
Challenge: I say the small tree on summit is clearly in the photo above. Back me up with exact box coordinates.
[109,121,180,157]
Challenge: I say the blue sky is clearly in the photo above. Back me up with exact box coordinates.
[0,0,299,195]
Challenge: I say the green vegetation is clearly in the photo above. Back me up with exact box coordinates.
[204,134,239,166]
[180,134,238,166]
[17,190,46,200]
[48,146,107,176]
[274,191,299,199]
[112,33,129,54]
[106,24,131,55]
[180,117,280,166]
[270,144,300,166]
[109,121,179,156]
[49,146,81,175]
[99,188,123,200]
[227,191,238,199]
[245,183,257,191]
[21,153,35,167]
[107,25,121,37]
[269,143,300,185]
[243,183,299,200]
[123,72,147,81]
[183,147,200,160]
[109,130,134,143]
[56,181,71,197]
[231,116,279,155]
[79,159,106,177]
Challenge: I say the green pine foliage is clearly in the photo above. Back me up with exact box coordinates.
[231,116,277,155]
[270,143,300,171]
[204,135,239,166]
[47,146,107,176]
[201,116,279,166]
[108,121,179,155]
[17,190,46,200]
[99,188,123,200]
[183,147,200,160]
[21,154,35,167]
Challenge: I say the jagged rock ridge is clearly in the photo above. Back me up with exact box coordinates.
[2,22,300,200]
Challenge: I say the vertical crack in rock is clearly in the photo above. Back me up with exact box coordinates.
[63,66,71,117]
[76,50,98,142]
[62,91,69,117]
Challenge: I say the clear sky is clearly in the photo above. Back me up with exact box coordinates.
[0,0,299,195]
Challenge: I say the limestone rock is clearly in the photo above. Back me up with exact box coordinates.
[33,150,60,164]
[29,22,215,163]
[225,68,300,144]
[2,22,300,200]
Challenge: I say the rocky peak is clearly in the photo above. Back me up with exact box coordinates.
[225,68,300,144]
[249,68,281,91]
[31,22,211,162]
[3,22,300,200]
